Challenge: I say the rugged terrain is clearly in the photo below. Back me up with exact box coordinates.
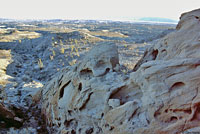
[0,13,180,133]
[35,8,200,134]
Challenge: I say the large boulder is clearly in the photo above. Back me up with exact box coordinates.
[36,8,200,134]
[36,43,133,133]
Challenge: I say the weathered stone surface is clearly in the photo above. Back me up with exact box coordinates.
[37,8,200,134]
[130,8,200,134]
[77,43,119,77]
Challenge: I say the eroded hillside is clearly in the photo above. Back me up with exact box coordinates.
[0,19,175,133]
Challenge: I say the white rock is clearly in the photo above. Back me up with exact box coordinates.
[108,99,120,108]
[36,8,200,134]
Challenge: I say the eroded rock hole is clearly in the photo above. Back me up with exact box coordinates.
[58,81,62,87]
[78,83,82,91]
[80,68,93,75]
[85,128,93,134]
[68,110,72,116]
[64,119,73,127]
[169,82,185,91]
[109,85,138,105]
[170,116,178,123]
[79,128,82,133]
[152,49,158,60]
[191,106,200,121]
[59,80,71,99]
[71,129,76,134]
[79,92,93,110]
[106,68,110,72]
[154,111,161,118]
[161,49,167,53]
[195,16,200,20]
[58,75,64,87]
[105,124,109,128]
[110,126,114,131]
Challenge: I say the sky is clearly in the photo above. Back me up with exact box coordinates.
[0,0,200,21]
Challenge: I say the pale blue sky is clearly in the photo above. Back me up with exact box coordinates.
[0,0,199,20]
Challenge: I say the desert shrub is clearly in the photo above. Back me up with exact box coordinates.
[76,52,80,57]
[60,40,63,46]
[68,59,77,66]
[60,47,65,54]
[71,45,75,52]
[52,50,56,56]
[38,59,43,69]
[74,39,78,45]
[50,55,54,60]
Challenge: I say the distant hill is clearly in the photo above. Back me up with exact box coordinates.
[138,17,178,23]
[0,17,178,24]
[0,18,14,22]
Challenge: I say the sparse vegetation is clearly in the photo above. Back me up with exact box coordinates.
[38,59,44,69]
[52,50,56,56]
[69,59,77,66]
[60,47,65,54]
[71,45,75,52]
[60,40,63,45]
[50,55,54,60]
[0,18,176,134]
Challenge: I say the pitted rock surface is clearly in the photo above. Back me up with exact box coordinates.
[36,8,200,134]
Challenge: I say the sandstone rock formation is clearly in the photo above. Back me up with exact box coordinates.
[36,8,200,134]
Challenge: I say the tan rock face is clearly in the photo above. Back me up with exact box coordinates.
[0,50,12,86]
[37,8,200,134]
[130,8,200,133]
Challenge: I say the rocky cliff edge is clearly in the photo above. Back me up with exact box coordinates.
[35,8,200,134]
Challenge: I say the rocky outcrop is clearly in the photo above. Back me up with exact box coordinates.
[36,8,200,134]
[35,44,129,133]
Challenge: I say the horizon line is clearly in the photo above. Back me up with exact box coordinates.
[0,17,179,23]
